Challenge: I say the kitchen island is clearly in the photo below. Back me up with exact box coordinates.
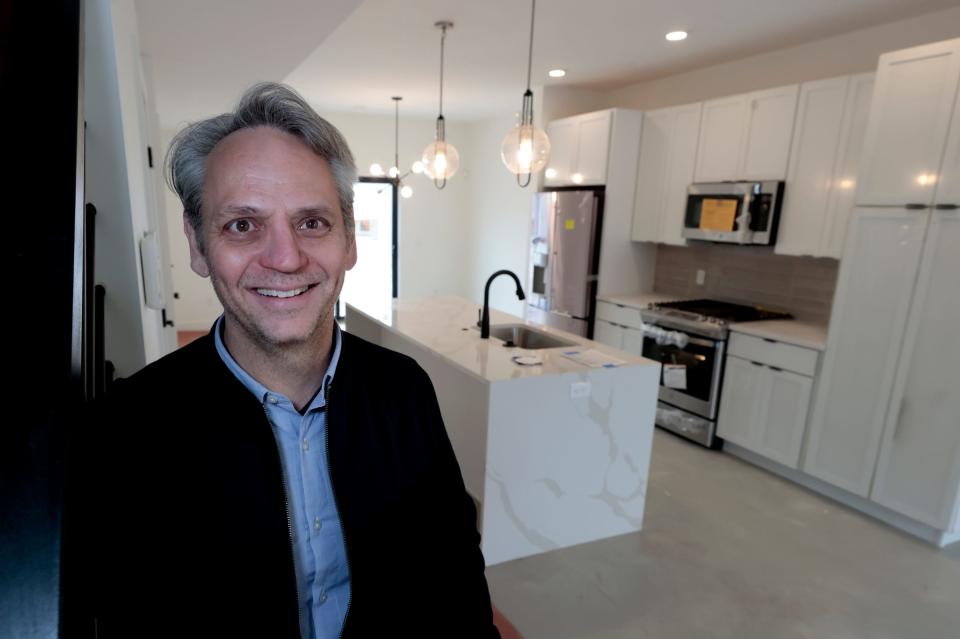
[346,296,661,565]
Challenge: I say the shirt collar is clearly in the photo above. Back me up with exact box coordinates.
[213,314,341,413]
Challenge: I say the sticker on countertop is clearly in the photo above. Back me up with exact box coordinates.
[663,364,687,390]
[565,218,575,230]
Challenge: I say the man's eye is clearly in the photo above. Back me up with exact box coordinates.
[226,219,255,234]
[301,217,330,232]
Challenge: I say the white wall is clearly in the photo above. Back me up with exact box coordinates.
[85,0,152,377]
[463,114,537,316]
[604,6,960,110]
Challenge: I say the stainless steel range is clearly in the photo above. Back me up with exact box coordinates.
[640,299,791,448]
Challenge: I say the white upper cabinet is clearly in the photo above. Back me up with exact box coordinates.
[544,110,612,187]
[631,109,670,242]
[631,102,701,245]
[803,207,929,497]
[776,73,875,258]
[694,95,748,182]
[694,85,798,183]
[544,119,578,186]
[870,209,960,529]
[856,38,960,207]
[935,78,960,207]
[739,85,800,181]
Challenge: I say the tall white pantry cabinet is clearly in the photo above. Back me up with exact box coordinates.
[803,37,960,543]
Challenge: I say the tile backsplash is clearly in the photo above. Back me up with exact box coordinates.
[653,244,839,324]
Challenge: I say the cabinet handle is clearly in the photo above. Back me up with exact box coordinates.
[905,203,928,210]
[934,204,959,210]
[750,361,764,367]
[763,338,778,343]
[768,366,783,372]
[893,399,907,440]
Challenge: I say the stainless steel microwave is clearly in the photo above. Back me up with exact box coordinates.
[682,180,785,245]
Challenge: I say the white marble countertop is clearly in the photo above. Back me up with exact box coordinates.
[729,319,829,351]
[596,290,829,350]
[596,291,684,309]
[347,296,660,383]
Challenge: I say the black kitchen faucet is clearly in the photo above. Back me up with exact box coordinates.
[480,270,526,339]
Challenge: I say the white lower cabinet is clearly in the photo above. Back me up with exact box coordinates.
[718,353,813,469]
[593,318,624,349]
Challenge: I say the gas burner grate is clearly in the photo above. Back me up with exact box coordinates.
[652,298,792,323]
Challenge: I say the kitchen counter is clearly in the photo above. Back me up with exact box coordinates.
[596,291,684,309]
[730,319,828,351]
[345,296,661,566]
[347,296,655,382]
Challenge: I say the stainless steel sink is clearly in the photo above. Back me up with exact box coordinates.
[487,324,578,350]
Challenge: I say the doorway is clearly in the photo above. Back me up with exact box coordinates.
[337,177,398,322]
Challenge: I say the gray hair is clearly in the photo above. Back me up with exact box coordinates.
[164,82,356,254]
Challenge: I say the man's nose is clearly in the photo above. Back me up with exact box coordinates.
[259,222,308,272]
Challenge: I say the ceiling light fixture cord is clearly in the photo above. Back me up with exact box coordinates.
[517,0,536,188]
[394,96,400,182]
[434,22,449,189]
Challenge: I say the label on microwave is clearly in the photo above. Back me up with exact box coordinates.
[663,364,688,390]
[700,199,738,232]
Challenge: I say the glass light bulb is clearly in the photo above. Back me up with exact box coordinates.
[412,160,424,174]
[400,185,413,199]
[545,167,557,179]
[388,166,399,178]
[421,140,460,180]
[500,124,550,175]
[369,163,384,177]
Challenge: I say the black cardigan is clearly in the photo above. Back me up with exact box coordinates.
[63,327,500,638]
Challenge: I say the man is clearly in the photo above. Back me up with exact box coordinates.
[65,82,500,638]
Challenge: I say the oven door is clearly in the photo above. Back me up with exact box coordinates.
[642,330,725,420]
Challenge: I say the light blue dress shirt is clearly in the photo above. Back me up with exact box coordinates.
[214,315,351,638]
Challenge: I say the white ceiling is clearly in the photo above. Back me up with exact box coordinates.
[138,0,960,127]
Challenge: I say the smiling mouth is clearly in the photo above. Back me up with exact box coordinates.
[253,284,316,299]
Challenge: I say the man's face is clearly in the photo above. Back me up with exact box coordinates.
[184,126,357,351]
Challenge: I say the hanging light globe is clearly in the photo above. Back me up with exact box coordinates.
[421,139,460,182]
[500,123,550,175]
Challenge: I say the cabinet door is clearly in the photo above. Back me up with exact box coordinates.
[620,325,645,357]
[575,111,612,185]
[775,77,849,257]
[593,319,625,350]
[822,72,875,259]
[660,103,701,246]
[631,109,670,242]
[717,355,765,449]
[857,38,960,206]
[739,84,799,181]
[934,79,960,207]
[754,367,813,469]
[695,95,748,182]
[871,210,960,529]
[803,208,929,496]
[544,118,579,186]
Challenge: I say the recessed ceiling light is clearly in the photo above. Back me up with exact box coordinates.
[548,69,566,78]
[665,31,688,42]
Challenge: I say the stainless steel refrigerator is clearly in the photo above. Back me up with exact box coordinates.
[525,189,604,338]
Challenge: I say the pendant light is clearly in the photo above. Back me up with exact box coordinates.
[369,97,416,198]
[500,0,550,187]
[421,21,460,189]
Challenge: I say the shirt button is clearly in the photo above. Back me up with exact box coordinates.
[302,440,309,452]
[314,517,322,531]
[267,396,279,405]
[319,591,327,604]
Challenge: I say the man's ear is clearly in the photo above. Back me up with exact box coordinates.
[183,213,210,278]
[345,235,358,271]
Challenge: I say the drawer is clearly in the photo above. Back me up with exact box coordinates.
[595,301,645,330]
[728,331,818,377]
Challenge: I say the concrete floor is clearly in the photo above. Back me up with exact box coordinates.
[486,429,960,639]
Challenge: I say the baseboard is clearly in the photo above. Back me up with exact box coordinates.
[724,442,959,549]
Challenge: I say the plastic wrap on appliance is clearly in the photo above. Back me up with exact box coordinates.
[656,405,709,437]
[641,323,689,349]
